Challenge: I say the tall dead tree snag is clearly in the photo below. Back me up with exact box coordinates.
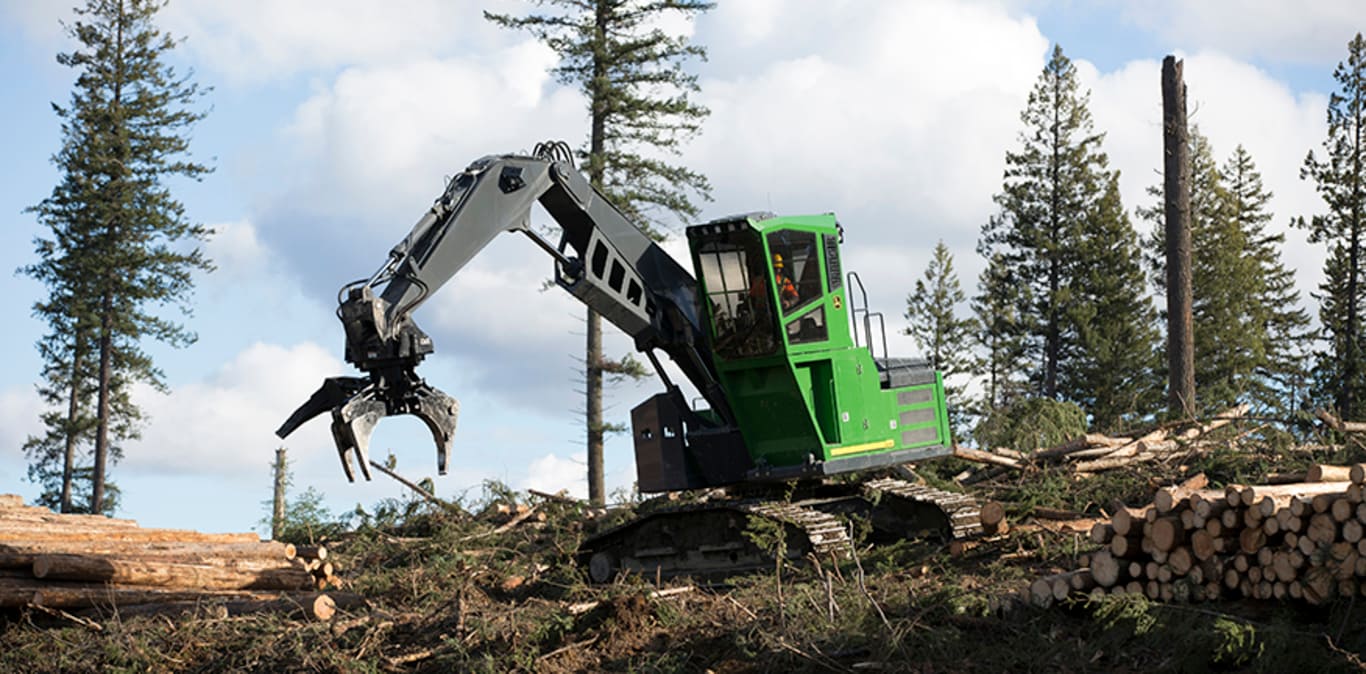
[272,448,287,541]
[1163,55,1196,418]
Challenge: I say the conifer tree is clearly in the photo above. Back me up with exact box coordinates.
[487,0,713,505]
[1143,129,1254,413]
[1067,174,1161,431]
[905,241,977,433]
[1224,146,1311,415]
[25,0,212,513]
[979,45,1129,407]
[1298,33,1366,420]
[1142,132,1310,417]
[972,251,1030,410]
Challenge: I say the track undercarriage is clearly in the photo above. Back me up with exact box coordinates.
[578,477,982,583]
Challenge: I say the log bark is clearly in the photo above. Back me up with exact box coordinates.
[0,577,296,609]
[1243,482,1348,505]
[1317,409,1366,434]
[1075,453,1157,473]
[1308,465,1354,483]
[0,540,292,560]
[32,554,314,591]
[0,529,260,544]
[1163,54,1195,419]
[1153,474,1209,513]
[952,446,1020,469]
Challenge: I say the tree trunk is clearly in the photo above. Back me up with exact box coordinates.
[60,336,84,514]
[1162,55,1195,419]
[272,447,287,540]
[586,308,605,506]
[584,0,611,507]
[92,292,113,514]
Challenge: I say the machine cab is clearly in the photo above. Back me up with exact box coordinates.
[684,213,952,482]
[687,213,846,363]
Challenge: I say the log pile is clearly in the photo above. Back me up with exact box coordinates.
[956,405,1249,482]
[1030,465,1366,607]
[0,494,353,619]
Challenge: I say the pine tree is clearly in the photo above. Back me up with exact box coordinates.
[1298,33,1366,420]
[972,250,1030,410]
[979,45,1115,402]
[25,0,212,513]
[1066,173,1161,432]
[1224,146,1312,415]
[487,0,713,505]
[1140,131,1310,418]
[1143,128,1252,413]
[905,241,977,434]
[1314,244,1359,413]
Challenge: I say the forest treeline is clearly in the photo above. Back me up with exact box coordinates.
[905,38,1366,443]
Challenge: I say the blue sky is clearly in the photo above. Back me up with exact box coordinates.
[0,0,1358,534]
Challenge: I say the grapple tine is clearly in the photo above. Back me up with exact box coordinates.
[412,384,460,476]
[331,395,386,482]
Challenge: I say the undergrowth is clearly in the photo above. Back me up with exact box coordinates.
[6,436,1366,672]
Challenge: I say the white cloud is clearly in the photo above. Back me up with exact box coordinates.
[519,451,587,499]
[125,341,343,477]
[1119,1,1363,64]
[158,0,511,84]
[0,386,44,495]
[280,47,575,225]
[205,219,270,277]
[1082,52,1329,309]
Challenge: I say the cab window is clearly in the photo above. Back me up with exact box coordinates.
[695,233,778,359]
[786,306,828,345]
[765,230,822,315]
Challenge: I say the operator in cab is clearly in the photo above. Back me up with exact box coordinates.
[772,253,799,309]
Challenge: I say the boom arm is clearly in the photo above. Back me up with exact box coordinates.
[277,142,733,481]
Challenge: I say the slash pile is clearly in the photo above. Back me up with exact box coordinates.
[0,494,354,619]
[1032,465,1366,607]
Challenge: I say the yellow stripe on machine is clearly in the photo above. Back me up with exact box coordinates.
[830,439,895,457]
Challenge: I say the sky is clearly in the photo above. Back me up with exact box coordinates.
[0,0,1358,534]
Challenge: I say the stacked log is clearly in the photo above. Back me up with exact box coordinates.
[1030,466,1366,607]
[0,494,354,618]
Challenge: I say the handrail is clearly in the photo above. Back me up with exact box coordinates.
[844,271,888,362]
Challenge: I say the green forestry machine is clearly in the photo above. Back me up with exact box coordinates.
[277,141,981,581]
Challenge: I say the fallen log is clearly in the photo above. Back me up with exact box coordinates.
[0,530,260,544]
[1317,409,1366,434]
[0,540,293,561]
[75,591,368,622]
[1153,473,1209,513]
[1075,452,1158,473]
[1111,506,1150,537]
[952,446,1020,469]
[979,501,1007,535]
[31,554,314,591]
[1307,465,1353,483]
[1243,482,1349,506]
[0,578,289,609]
[1177,404,1249,441]
[367,459,466,517]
